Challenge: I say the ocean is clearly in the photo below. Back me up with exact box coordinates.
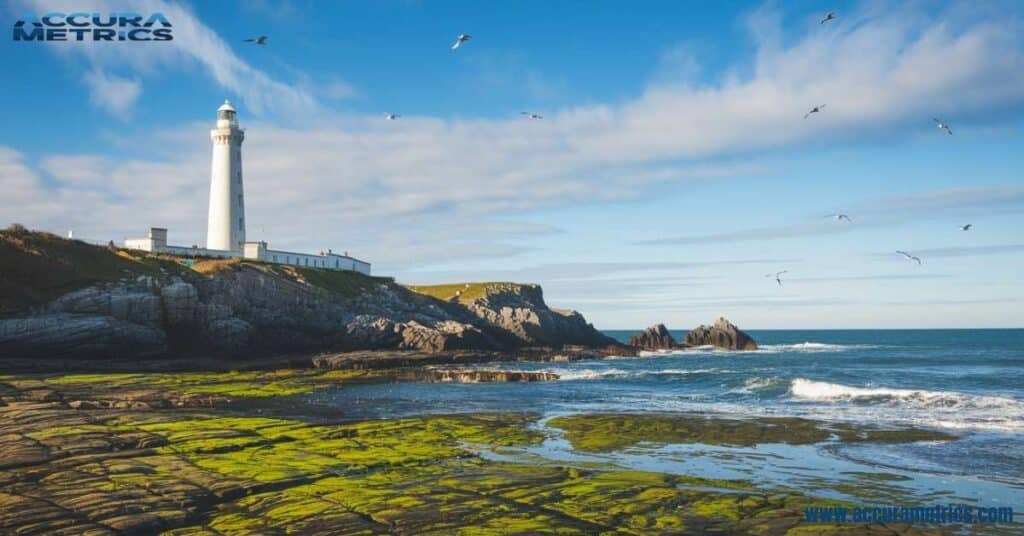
[304,329,1024,507]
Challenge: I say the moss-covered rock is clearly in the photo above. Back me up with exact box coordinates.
[547,413,956,451]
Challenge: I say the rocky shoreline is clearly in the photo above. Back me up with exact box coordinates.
[0,369,953,535]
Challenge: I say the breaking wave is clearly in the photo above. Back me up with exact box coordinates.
[757,342,878,353]
[788,379,1024,430]
[633,342,879,357]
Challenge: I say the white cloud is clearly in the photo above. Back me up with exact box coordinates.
[7,2,1024,274]
[83,70,142,119]
[16,0,319,118]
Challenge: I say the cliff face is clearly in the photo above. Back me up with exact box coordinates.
[0,231,616,359]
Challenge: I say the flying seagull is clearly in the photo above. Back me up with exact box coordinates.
[828,212,853,222]
[451,34,471,50]
[765,270,788,286]
[804,104,826,119]
[896,251,922,265]
[960,224,972,231]
[243,36,268,45]
[521,112,543,120]
[933,118,952,135]
[820,12,836,24]
[386,113,400,120]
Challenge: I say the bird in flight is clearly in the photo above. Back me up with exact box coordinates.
[452,34,471,50]
[766,271,788,286]
[960,224,973,231]
[386,113,400,120]
[933,118,952,135]
[521,112,543,120]
[896,251,922,265]
[820,12,836,24]
[243,36,268,45]
[828,212,853,222]
[804,104,826,119]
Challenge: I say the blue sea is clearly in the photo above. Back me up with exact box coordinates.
[304,329,1024,508]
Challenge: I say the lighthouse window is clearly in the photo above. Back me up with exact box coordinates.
[238,217,244,230]
[237,194,243,207]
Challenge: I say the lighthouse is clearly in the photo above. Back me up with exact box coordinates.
[124,100,371,274]
[206,100,246,252]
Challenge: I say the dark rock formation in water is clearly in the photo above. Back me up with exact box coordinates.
[0,231,620,360]
[628,324,676,350]
[683,317,757,351]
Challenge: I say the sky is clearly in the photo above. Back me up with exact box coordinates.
[1,0,1023,329]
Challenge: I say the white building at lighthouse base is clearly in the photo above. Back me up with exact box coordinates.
[125,227,371,275]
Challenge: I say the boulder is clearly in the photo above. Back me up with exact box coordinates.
[683,317,757,350]
[628,324,676,350]
[397,320,494,353]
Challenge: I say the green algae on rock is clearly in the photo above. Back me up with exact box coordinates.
[0,373,941,535]
[547,413,957,451]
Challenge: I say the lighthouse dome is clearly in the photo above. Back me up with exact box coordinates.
[218,100,236,113]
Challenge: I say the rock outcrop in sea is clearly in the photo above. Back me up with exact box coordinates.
[629,317,757,351]
[683,317,758,350]
[0,229,619,360]
[628,323,676,350]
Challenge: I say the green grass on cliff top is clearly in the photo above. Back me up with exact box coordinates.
[0,226,189,315]
[406,282,523,303]
[192,258,394,298]
[0,226,394,315]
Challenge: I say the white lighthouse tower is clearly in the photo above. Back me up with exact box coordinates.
[124,100,371,274]
[206,100,246,252]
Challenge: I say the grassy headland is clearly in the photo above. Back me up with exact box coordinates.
[406,282,528,303]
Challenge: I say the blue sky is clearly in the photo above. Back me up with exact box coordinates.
[2,0,1023,328]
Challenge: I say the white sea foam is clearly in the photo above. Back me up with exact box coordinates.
[757,342,877,353]
[633,342,876,358]
[555,367,730,380]
[744,377,781,390]
[788,378,1024,431]
[457,366,728,381]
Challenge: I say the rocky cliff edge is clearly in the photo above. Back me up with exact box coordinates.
[0,228,619,359]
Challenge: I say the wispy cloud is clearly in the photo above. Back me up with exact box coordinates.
[876,186,1024,212]
[795,273,952,282]
[880,298,1018,306]
[400,259,797,284]
[7,2,1024,272]
[635,222,853,246]
[636,184,1024,246]
[880,243,1024,259]
[16,0,319,118]
[83,70,142,120]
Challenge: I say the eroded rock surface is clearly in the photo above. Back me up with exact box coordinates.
[683,317,758,350]
[1,263,616,360]
[0,375,934,535]
[628,323,676,350]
